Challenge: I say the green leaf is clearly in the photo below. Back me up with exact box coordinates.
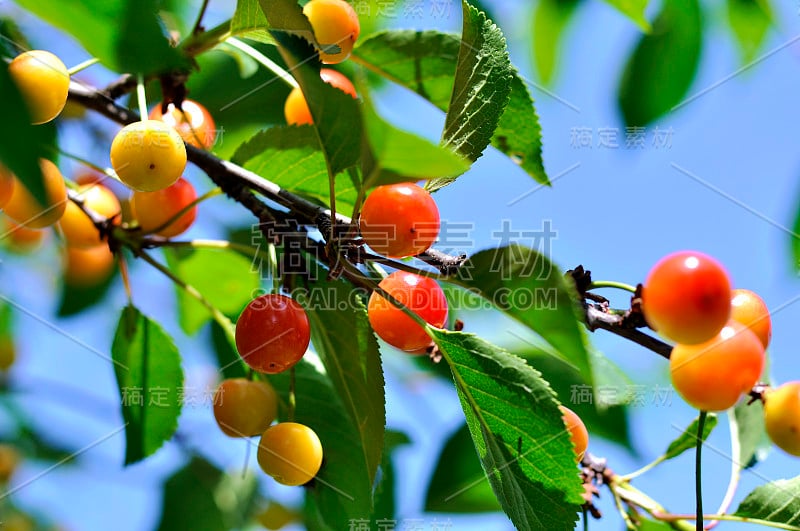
[734,476,800,526]
[231,0,274,45]
[490,73,547,186]
[209,320,247,380]
[57,262,118,317]
[164,247,260,336]
[362,98,470,188]
[425,423,502,513]
[432,330,584,529]
[232,126,358,213]
[726,0,772,64]
[531,0,582,85]
[354,30,546,186]
[353,30,460,112]
[514,348,633,450]
[270,359,374,529]
[601,0,652,32]
[0,61,50,207]
[157,458,226,531]
[157,457,259,531]
[15,0,187,74]
[269,31,362,178]
[372,430,411,520]
[434,1,513,192]
[455,244,594,384]
[186,46,291,131]
[637,519,675,531]
[258,0,316,43]
[111,305,183,465]
[731,395,771,469]
[617,0,703,127]
[294,258,386,487]
[664,413,717,460]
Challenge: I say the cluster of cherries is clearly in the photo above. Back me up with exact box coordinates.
[641,250,800,456]
[1,47,214,285]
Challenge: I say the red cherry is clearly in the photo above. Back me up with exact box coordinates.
[235,294,311,373]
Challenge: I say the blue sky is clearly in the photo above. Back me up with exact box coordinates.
[3,0,800,530]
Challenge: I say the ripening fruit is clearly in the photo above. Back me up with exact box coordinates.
[730,289,771,350]
[4,159,67,229]
[58,183,121,247]
[0,443,20,482]
[367,271,448,352]
[149,100,217,149]
[284,68,357,126]
[64,245,115,287]
[258,422,323,486]
[131,177,197,237]
[642,251,732,345]
[0,164,15,209]
[8,50,70,124]
[669,321,764,411]
[559,406,589,461]
[235,294,311,374]
[359,183,440,258]
[110,120,187,192]
[1,217,46,253]
[764,382,800,456]
[303,0,361,63]
[213,378,278,437]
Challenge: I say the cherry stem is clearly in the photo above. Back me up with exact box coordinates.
[224,37,299,89]
[696,411,707,531]
[588,280,637,294]
[51,146,120,183]
[288,367,296,423]
[118,253,133,303]
[136,74,148,119]
[66,57,99,76]
[136,250,240,358]
[268,242,280,294]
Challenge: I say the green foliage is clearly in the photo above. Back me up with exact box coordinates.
[601,0,652,31]
[531,0,582,85]
[57,262,118,317]
[0,60,49,207]
[432,329,584,530]
[425,423,502,513]
[156,457,260,531]
[617,0,703,127]
[164,247,259,336]
[732,394,772,469]
[726,0,773,64]
[233,126,356,211]
[270,31,363,177]
[455,244,595,384]
[664,413,717,460]
[270,359,375,529]
[734,476,800,524]
[111,305,183,465]
[231,0,274,45]
[514,348,633,449]
[372,430,411,520]
[361,96,471,189]
[15,0,187,74]
[295,258,386,487]
[435,1,513,191]
[354,30,460,111]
